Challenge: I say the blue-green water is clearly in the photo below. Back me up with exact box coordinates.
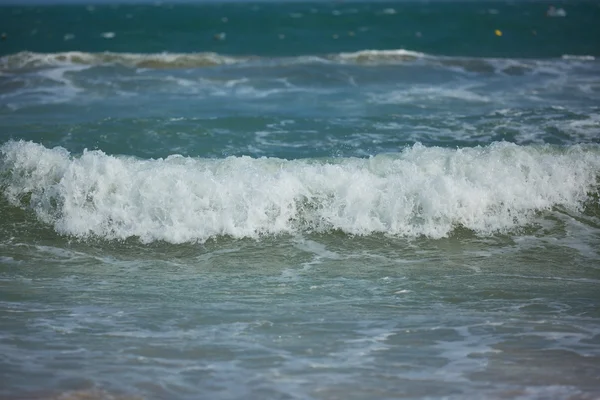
[1,2,600,399]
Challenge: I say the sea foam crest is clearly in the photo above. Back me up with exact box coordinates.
[0,50,427,70]
[0,51,249,70]
[1,141,599,243]
[2,50,592,74]
[332,49,427,64]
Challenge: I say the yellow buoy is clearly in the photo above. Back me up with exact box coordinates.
[495,29,502,37]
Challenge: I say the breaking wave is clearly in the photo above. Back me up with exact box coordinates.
[1,141,599,243]
[0,51,251,70]
[2,49,595,73]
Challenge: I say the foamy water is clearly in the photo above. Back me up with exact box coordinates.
[2,140,598,243]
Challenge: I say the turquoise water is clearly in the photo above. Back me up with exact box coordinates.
[1,2,600,399]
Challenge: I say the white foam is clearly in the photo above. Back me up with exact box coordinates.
[546,6,567,17]
[550,113,600,143]
[333,49,426,64]
[0,51,248,70]
[293,238,341,260]
[561,55,595,61]
[0,64,85,109]
[370,85,490,105]
[1,141,599,243]
[2,50,591,75]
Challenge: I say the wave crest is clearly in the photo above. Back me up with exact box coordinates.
[1,49,426,70]
[1,141,599,243]
[0,51,249,70]
[333,49,426,64]
[1,50,596,74]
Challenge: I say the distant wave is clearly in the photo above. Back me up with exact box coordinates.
[0,49,425,70]
[561,54,595,61]
[0,51,251,70]
[332,49,426,63]
[2,50,595,73]
[2,141,599,243]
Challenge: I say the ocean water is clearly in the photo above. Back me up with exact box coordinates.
[1,1,600,399]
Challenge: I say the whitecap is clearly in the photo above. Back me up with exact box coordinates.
[1,141,599,243]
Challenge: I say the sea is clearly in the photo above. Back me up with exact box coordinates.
[1,1,599,399]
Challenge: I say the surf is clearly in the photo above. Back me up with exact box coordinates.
[1,140,599,243]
